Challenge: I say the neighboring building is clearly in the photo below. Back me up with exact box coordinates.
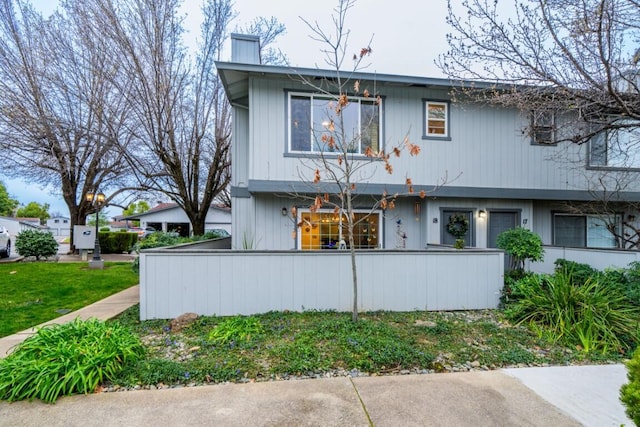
[46,216,71,237]
[0,216,42,237]
[122,203,231,237]
[216,34,640,252]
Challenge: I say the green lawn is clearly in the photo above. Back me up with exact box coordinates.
[0,262,139,338]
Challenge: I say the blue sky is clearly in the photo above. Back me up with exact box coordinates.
[4,0,450,216]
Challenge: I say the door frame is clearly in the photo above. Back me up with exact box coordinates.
[486,209,522,247]
[440,208,476,247]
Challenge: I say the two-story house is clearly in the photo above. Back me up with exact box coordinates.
[217,34,640,254]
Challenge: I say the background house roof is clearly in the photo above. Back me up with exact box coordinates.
[121,203,230,221]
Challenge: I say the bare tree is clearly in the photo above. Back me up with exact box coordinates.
[559,171,640,248]
[237,16,288,66]
[438,0,640,145]
[290,0,429,322]
[0,0,138,249]
[86,0,284,235]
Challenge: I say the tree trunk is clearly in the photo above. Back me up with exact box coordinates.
[346,193,358,322]
[184,207,207,236]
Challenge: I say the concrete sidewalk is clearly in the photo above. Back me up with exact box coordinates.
[0,365,631,426]
[0,285,633,426]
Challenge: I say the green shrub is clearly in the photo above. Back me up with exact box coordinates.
[504,269,640,354]
[98,232,137,254]
[621,347,640,425]
[623,262,640,307]
[496,227,544,271]
[553,259,599,285]
[15,229,58,260]
[0,318,144,403]
[501,271,537,307]
[136,232,185,250]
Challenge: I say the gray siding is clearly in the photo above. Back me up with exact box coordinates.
[241,77,640,194]
[139,249,504,319]
[529,246,640,274]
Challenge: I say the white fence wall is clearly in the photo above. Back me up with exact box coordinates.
[139,249,504,320]
[529,246,640,274]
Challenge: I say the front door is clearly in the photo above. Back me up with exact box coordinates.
[487,210,520,269]
[441,210,473,247]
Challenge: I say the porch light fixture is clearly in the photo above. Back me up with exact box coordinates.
[478,209,486,219]
[281,207,288,216]
[86,191,106,269]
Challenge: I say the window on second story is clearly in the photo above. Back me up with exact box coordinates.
[289,93,381,155]
[590,121,640,169]
[54,219,59,224]
[423,100,449,139]
[531,110,555,145]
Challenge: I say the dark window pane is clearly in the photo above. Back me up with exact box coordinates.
[554,215,586,247]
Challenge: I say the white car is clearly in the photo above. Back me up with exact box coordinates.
[0,226,11,258]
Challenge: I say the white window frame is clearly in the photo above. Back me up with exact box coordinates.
[288,92,382,155]
[296,208,382,250]
[589,120,640,169]
[423,100,449,139]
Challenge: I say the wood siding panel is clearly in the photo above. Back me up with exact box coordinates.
[244,77,640,193]
[529,246,640,275]
[139,250,503,320]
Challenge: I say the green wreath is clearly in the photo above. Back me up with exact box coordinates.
[446,213,469,239]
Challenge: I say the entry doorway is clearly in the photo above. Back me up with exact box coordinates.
[441,209,474,247]
[487,210,520,270]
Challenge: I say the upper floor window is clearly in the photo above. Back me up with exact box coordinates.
[423,100,449,139]
[590,121,640,169]
[54,219,59,224]
[531,110,555,145]
[288,93,381,155]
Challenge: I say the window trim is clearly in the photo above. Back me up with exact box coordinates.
[588,122,640,170]
[295,208,382,250]
[530,110,556,146]
[286,91,383,156]
[422,100,451,141]
[552,212,621,248]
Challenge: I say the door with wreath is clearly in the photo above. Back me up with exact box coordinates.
[441,210,473,247]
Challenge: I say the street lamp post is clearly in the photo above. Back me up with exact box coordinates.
[86,191,106,269]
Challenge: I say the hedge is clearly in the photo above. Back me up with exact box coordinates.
[97,232,138,254]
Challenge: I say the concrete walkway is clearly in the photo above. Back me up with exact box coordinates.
[0,285,634,426]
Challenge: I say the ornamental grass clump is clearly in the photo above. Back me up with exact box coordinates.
[504,269,640,354]
[0,318,144,403]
